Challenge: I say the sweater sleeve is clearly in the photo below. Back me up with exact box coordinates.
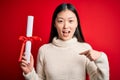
[23,45,46,80]
[86,52,109,80]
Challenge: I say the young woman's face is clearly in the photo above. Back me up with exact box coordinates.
[55,9,78,41]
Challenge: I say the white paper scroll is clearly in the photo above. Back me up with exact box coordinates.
[25,16,34,63]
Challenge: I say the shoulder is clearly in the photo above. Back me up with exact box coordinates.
[37,43,52,58]
[83,42,92,49]
[38,43,51,52]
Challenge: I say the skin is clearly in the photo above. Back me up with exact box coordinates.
[20,54,34,74]
[20,9,101,74]
[54,9,78,41]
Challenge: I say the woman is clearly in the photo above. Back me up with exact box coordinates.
[20,3,109,80]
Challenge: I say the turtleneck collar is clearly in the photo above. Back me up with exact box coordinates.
[52,37,78,47]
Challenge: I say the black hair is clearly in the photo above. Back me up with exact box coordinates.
[49,3,85,42]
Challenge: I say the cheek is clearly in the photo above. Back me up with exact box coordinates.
[72,28,77,35]
[56,26,62,34]
[57,28,61,33]
[55,24,60,32]
[71,25,77,32]
[55,23,64,32]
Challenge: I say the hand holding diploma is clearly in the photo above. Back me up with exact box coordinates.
[20,54,34,74]
[19,16,42,63]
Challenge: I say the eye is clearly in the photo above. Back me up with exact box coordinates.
[69,20,74,23]
[57,20,63,23]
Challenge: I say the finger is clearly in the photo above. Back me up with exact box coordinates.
[80,50,90,55]
[20,62,27,67]
[22,56,27,61]
[30,54,33,61]
[23,53,25,56]
[88,56,94,61]
[85,53,91,57]
[20,60,28,67]
[21,59,28,64]
[30,54,34,65]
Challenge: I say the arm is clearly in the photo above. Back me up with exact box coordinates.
[80,43,109,80]
[86,51,109,80]
[22,46,46,80]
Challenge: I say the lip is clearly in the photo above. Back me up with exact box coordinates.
[62,30,71,33]
[62,30,71,37]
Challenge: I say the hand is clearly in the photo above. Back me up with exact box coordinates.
[80,50,101,61]
[20,54,34,74]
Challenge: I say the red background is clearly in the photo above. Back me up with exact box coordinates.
[0,0,120,80]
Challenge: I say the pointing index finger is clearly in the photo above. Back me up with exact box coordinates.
[79,50,90,55]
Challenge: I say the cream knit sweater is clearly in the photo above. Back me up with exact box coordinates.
[23,37,109,80]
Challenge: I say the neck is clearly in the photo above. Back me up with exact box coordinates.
[52,37,78,47]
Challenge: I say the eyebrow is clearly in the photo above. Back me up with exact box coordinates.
[57,17,75,19]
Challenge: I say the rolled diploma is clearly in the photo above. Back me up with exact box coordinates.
[25,16,34,63]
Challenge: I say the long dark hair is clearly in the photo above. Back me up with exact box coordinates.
[49,3,85,42]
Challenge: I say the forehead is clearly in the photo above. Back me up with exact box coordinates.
[57,9,77,19]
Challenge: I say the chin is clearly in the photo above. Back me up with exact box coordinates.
[61,37,72,41]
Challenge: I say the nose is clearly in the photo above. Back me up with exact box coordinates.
[63,21,69,29]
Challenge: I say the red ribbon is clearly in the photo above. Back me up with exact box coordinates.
[18,36,42,62]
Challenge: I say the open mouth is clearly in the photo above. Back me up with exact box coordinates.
[62,30,71,37]
[62,31,70,33]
